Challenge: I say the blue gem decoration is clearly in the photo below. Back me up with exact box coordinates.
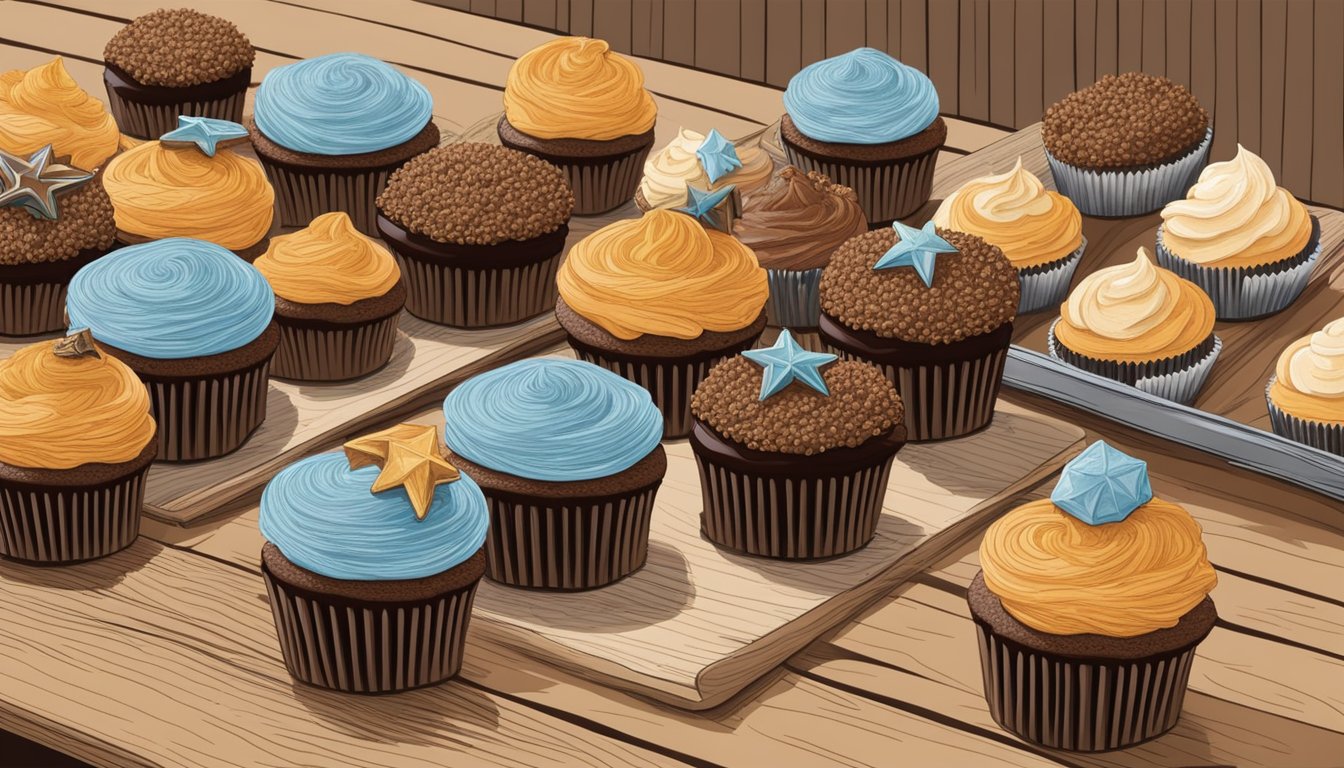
[676,183,736,232]
[159,116,250,157]
[1050,441,1153,526]
[741,329,838,400]
[873,220,959,287]
[696,129,742,184]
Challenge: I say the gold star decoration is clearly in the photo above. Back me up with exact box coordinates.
[342,424,460,520]
[53,328,101,359]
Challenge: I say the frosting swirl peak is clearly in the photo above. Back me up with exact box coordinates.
[504,37,657,140]
[255,212,400,305]
[783,47,939,144]
[0,57,121,170]
[1271,318,1344,424]
[638,128,772,209]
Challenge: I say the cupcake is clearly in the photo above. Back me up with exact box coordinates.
[375,143,573,328]
[735,167,868,330]
[932,157,1086,313]
[1266,317,1344,455]
[690,331,906,559]
[499,37,657,215]
[0,331,157,564]
[0,57,121,171]
[65,238,279,462]
[1157,145,1320,320]
[254,212,405,382]
[101,119,275,260]
[1042,73,1211,216]
[0,149,114,337]
[250,53,439,234]
[780,47,946,227]
[635,127,774,218]
[819,221,1019,441]
[1048,247,1219,405]
[259,423,488,694]
[555,209,770,437]
[102,8,253,139]
[442,358,666,590]
[971,441,1218,751]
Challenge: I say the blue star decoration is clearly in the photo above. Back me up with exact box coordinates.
[159,116,250,157]
[696,129,742,184]
[873,220,959,287]
[676,183,736,233]
[0,145,93,220]
[1050,441,1154,525]
[742,329,838,400]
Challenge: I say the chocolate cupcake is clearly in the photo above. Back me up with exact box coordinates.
[735,167,868,330]
[102,119,275,260]
[102,8,254,139]
[260,424,488,694]
[1043,73,1211,216]
[971,442,1218,751]
[1266,317,1344,455]
[499,37,657,215]
[0,152,114,337]
[1,57,121,171]
[819,222,1019,441]
[690,331,906,559]
[780,48,946,227]
[375,143,573,328]
[0,332,157,564]
[635,127,774,218]
[255,212,404,382]
[66,238,279,462]
[251,53,439,234]
[442,358,666,590]
[556,209,770,438]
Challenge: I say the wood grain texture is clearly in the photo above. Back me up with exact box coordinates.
[694,0,739,75]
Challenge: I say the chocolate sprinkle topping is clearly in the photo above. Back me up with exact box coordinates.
[104,8,254,87]
[1042,73,1209,170]
[0,181,115,265]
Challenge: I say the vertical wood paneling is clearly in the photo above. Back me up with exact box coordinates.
[1279,0,1313,196]
[740,0,766,81]
[630,0,653,55]
[825,0,866,56]
[1115,0,1141,73]
[959,0,990,121]
[1074,0,1097,89]
[927,0,959,114]
[695,0,740,76]
[1141,0,1164,73]
[1014,0,1043,127]
[1041,0,1074,109]
[989,0,1016,126]
[593,0,633,50]
[765,0,802,87]
[1093,0,1117,77]
[1258,0,1286,173]
[557,0,571,31]
[522,0,557,27]
[1188,0,1216,137]
[661,0,693,64]
[864,0,887,53]
[1235,0,1261,156]
[471,0,498,15]
[1312,0,1344,204]
[1164,0,1192,87]
[569,0,594,35]
[1212,0,1238,161]
[495,0,524,21]
[900,0,927,73]
[800,0,827,67]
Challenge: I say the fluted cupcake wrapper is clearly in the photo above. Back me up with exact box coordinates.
[1017,237,1087,315]
[271,314,401,382]
[0,466,147,565]
[392,251,561,329]
[782,142,940,227]
[103,84,247,141]
[139,358,273,462]
[1155,221,1321,321]
[1046,129,1212,217]
[0,280,67,337]
[260,163,394,236]
[765,267,824,330]
[262,559,481,695]
[1047,319,1222,405]
[974,617,1201,752]
[1265,377,1344,457]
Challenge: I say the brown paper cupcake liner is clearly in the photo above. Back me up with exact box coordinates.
[262,559,481,694]
[138,357,273,462]
[481,484,661,591]
[1046,128,1212,217]
[271,313,400,382]
[974,618,1202,752]
[260,162,395,236]
[781,139,940,227]
[393,249,561,329]
[1265,378,1344,457]
[1017,237,1087,315]
[1047,320,1221,405]
[0,465,149,565]
[498,121,652,216]
[0,280,67,337]
[103,88,247,141]
[765,267,824,330]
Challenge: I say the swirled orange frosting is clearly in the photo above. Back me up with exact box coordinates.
[1270,317,1344,424]
[0,57,121,170]
[504,37,657,140]
[557,209,768,339]
[980,498,1217,637]
[1055,248,1215,362]
[102,140,274,250]
[931,157,1083,269]
[255,212,400,305]
[0,340,155,470]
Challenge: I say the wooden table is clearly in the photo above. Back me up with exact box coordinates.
[1,2,1342,766]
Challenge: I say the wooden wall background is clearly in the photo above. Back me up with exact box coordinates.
[422,0,1344,209]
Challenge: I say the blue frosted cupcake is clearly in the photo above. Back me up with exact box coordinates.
[260,423,489,694]
[66,237,278,461]
[442,358,666,590]
[249,52,440,234]
[780,47,946,227]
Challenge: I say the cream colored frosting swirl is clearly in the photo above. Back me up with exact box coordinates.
[0,57,121,170]
[255,212,401,305]
[1270,318,1344,424]
[504,37,657,140]
[0,340,156,469]
[638,128,773,209]
[980,498,1218,637]
[1161,145,1312,268]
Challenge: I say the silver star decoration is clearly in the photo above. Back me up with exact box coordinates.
[0,145,94,220]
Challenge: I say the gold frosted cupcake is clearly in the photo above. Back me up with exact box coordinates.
[1049,247,1219,404]
[255,212,405,382]
[0,57,121,171]
[932,157,1085,313]
[1157,145,1320,320]
[499,37,657,214]
[1267,317,1344,455]
[635,127,774,216]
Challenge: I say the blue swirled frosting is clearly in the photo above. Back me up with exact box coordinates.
[66,238,274,359]
[442,358,663,482]
[259,452,489,581]
[253,52,433,155]
[783,47,939,144]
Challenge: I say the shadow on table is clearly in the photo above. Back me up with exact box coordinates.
[0,537,158,591]
[290,679,501,747]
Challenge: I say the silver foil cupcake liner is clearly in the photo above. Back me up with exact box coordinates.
[103,87,246,141]
[782,143,939,227]
[261,162,395,236]
[0,280,66,337]
[1265,378,1344,456]
[1046,129,1212,217]
[1017,237,1087,315]
[0,466,149,564]
[1047,319,1221,405]
[139,357,274,462]
[765,267,823,329]
[1155,221,1321,321]
[394,251,561,329]
[271,314,400,382]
